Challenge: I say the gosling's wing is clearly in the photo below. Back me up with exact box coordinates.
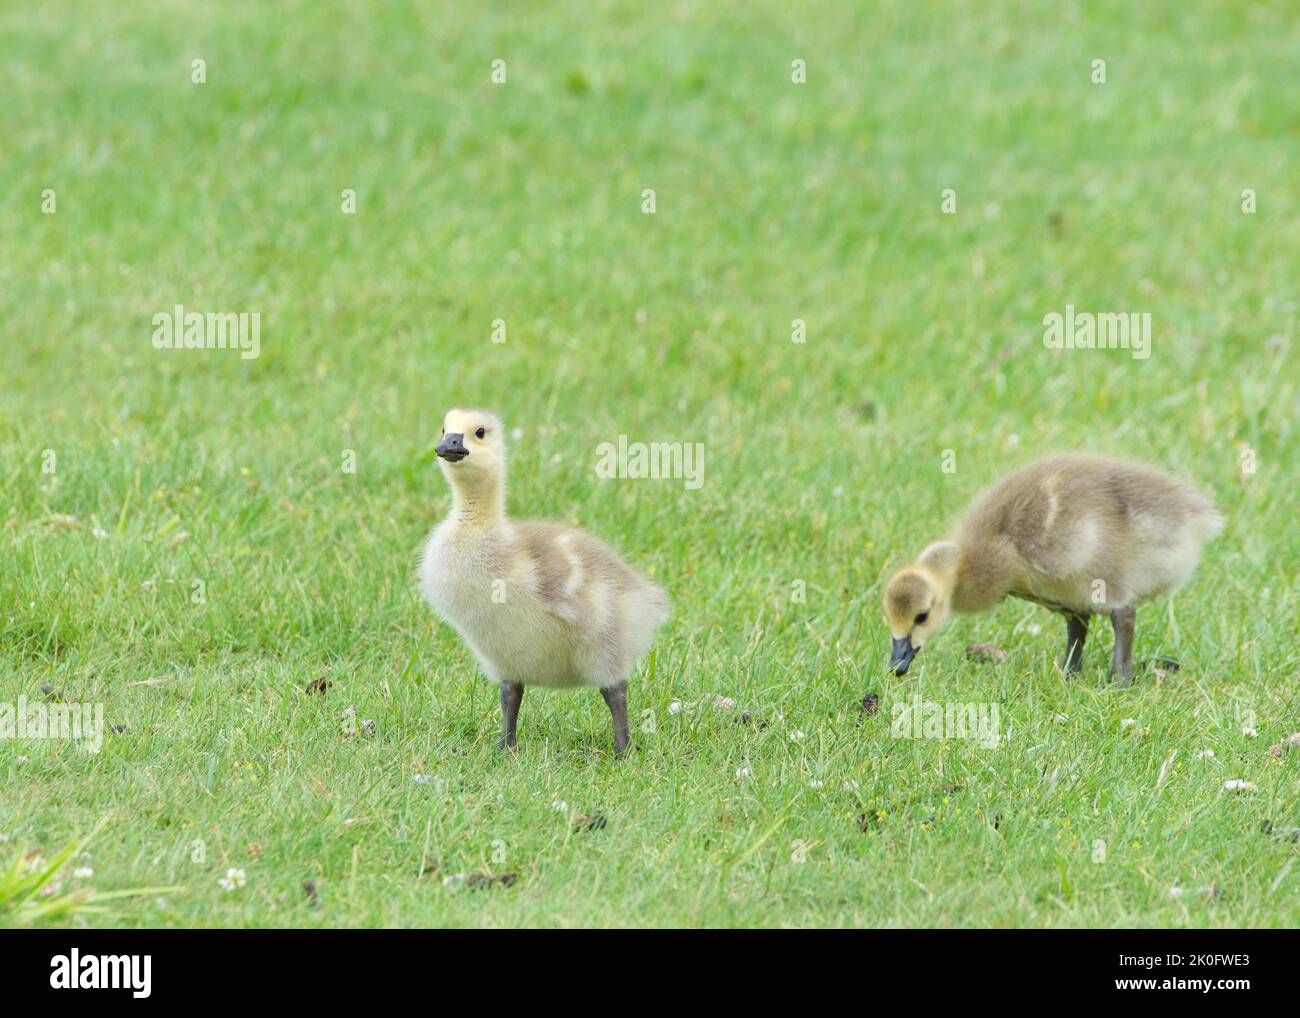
[969,455,1110,579]
[512,521,589,625]
[960,460,1065,578]
[513,521,656,628]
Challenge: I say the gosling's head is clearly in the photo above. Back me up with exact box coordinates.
[436,407,506,487]
[882,568,950,675]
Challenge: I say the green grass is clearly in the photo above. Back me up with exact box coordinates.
[1,0,1297,927]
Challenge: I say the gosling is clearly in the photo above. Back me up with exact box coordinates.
[418,408,670,754]
[882,453,1224,686]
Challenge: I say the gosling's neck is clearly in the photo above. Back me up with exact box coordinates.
[931,536,1018,613]
[445,473,506,531]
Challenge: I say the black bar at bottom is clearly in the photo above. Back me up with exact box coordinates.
[0,928,1291,1006]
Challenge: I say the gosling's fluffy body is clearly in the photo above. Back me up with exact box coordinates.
[884,454,1223,681]
[953,453,1223,616]
[418,408,669,750]
[422,517,670,691]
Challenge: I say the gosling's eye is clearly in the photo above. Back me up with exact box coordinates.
[915,612,929,625]
[475,427,486,439]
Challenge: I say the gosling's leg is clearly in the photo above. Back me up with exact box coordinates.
[1062,613,1089,676]
[1108,606,1136,687]
[600,682,630,756]
[498,681,525,751]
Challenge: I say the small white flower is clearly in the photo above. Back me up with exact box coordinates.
[842,779,860,792]
[72,867,94,880]
[808,778,824,789]
[92,527,107,539]
[1197,748,1215,760]
[735,767,752,780]
[1120,718,1137,730]
[218,867,247,891]
[413,775,446,792]
[1242,726,1258,738]
[551,800,568,813]
[1168,886,1184,900]
[1223,779,1257,793]
[789,730,806,742]
[1055,712,1069,723]
[667,700,685,715]
[1026,623,1041,636]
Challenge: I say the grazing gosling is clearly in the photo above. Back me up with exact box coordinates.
[882,453,1224,686]
[418,408,670,754]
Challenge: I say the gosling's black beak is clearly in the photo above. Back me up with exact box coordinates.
[890,637,918,676]
[436,433,468,462]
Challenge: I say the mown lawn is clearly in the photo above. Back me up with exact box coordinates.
[0,0,1297,926]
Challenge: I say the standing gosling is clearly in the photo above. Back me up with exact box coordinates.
[418,408,670,754]
[882,453,1224,686]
